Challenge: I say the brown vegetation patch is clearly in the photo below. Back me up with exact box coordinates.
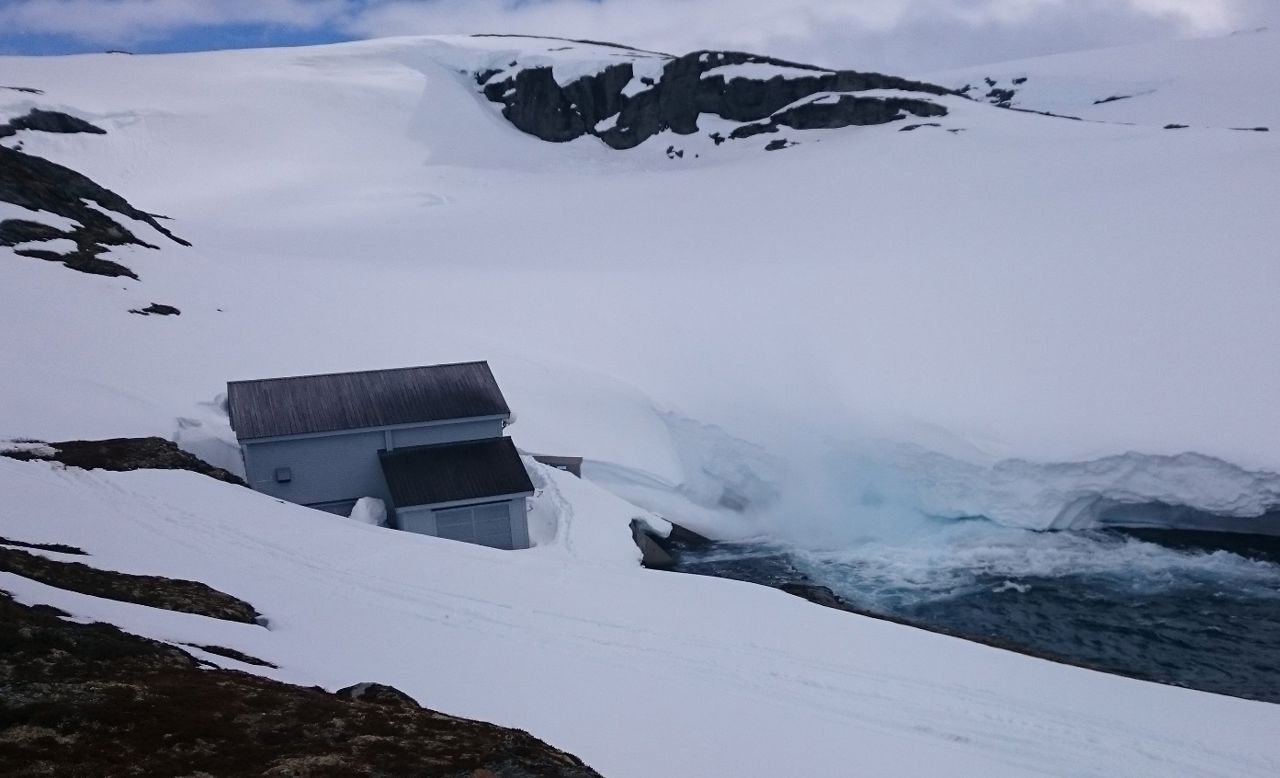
[0,546,260,624]
[0,593,603,777]
[189,644,277,668]
[2,436,246,486]
[0,536,86,555]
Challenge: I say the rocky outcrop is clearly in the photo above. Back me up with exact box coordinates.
[632,520,714,570]
[0,536,86,555]
[728,93,945,140]
[479,47,953,150]
[629,519,674,569]
[0,545,261,624]
[0,592,604,777]
[777,582,847,609]
[2,437,246,486]
[128,302,180,316]
[956,76,1022,108]
[189,643,278,668]
[335,681,424,706]
[0,108,106,140]
[0,110,188,278]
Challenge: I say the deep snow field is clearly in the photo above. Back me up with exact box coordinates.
[3,27,1280,777]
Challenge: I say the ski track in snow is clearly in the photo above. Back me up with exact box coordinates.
[4,458,1280,777]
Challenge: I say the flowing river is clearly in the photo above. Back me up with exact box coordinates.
[668,521,1280,703]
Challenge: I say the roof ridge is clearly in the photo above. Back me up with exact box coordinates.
[226,361,509,440]
[228,360,491,387]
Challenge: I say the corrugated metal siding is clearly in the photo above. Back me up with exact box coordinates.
[508,497,530,549]
[434,502,514,549]
[398,498,531,550]
[227,362,510,440]
[379,437,534,508]
[397,505,438,536]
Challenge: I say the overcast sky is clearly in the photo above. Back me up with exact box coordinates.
[0,0,1274,72]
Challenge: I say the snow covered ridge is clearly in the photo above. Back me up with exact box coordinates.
[930,26,1279,129]
[622,423,1280,545]
[465,35,951,151]
[892,448,1280,535]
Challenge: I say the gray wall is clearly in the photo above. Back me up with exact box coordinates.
[397,505,438,536]
[241,417,506,513]
[398,497,530,550]
[509,497,530,549]
[244,429,392,509]
[389,418,503,448]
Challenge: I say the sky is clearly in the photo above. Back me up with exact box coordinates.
[0,0,1274,72]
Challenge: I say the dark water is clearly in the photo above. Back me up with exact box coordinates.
[670,528,1280,703]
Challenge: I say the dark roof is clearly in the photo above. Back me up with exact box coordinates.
[227,362,510,440]
[379,437,534,508]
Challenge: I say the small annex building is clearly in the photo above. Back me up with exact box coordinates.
[226,361,535,550]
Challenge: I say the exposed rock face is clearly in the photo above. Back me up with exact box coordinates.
[0,536,85,555]
[189,643,278,668]
[0,109,188,278]
[956,76,1023,108]
[777,582,847,609]
[0,593,604,777]
[0,108,106,139]
[0,545,262,623]
[633,521,714,570]
[335,681,423,707]
[2,437,246,486]
[729,93,945,140]
[629,519,674,569]
[128,302,180,316]
[478,46,953,150]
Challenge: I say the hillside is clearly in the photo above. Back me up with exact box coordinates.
[2,31,1280,777]
[930,25,1280,128]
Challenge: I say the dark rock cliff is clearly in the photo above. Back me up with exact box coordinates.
[478,47,954,150]
[0,109,188,278]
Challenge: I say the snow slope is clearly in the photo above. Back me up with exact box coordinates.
[932,26,1280,128]
[4,456,1279,777]
[2,31,1280,775]
[1,34,1277,483]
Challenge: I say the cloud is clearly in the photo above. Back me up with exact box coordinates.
[0,0,347,46]
[0,0,1274,70]
[341,0,1270,72]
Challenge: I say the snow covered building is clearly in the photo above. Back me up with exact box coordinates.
[226,362,534,549]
